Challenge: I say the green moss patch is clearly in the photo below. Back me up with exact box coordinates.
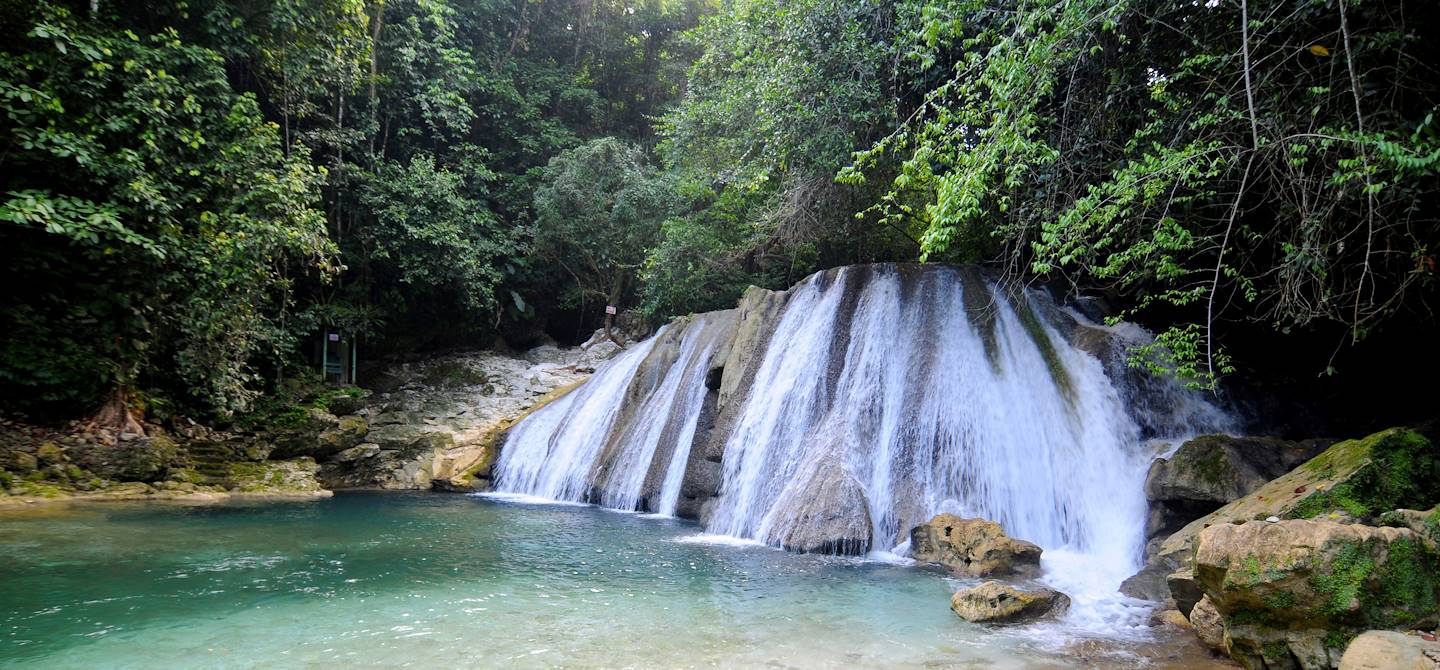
[1289,429,1439,520]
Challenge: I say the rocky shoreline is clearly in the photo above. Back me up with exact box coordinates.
[0,330,628,510]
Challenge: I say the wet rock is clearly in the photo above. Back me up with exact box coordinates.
[674,457,721,520]
[1191,519,1440,669]
[950,581,1070,623]
[1127,428,1440,608]
[910,514,1042,577]
[1338,631,1440,670]
[774,457,872,555]
[1145,434,1331,540]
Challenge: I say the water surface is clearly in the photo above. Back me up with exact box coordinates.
[1,493,1198,669]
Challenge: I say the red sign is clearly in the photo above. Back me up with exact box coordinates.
[605,305,617,315]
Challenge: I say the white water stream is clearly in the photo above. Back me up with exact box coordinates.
[492,264,1231,633]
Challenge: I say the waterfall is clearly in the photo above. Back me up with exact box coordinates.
[490,263,1230,602]
[702,265,1228,576]
[492,313,733,513]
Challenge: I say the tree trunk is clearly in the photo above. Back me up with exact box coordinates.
[87,384,146,437]
[603,279,626,349]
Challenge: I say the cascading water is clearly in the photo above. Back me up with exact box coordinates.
[492,312,734,513]
[489,263,1230,630]
[696,265,1230,626]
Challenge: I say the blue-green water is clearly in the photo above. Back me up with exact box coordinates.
[0,493,1189,669]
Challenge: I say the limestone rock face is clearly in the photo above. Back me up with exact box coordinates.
[225,458,331,498]
[910,514,1042,577]
[1145,434,1331,540]
[773,457,873,555]
[68,435,181,482]
[1338,631,1440,670]
[949,581,1070,623]
[1189,595,1228,653]
[268,408,343,459]
[1125,428,1439,607]
[1191,519,1440,670]
[316,346,599,490]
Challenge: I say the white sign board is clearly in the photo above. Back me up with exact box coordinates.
[605,305,617,315]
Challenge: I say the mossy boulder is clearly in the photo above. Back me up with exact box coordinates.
[35,441,65,467]
[950,581,1070,623]
[68,435,181,482]
[910,514,1042,577]
[225,458,330,496]
[8,450,37,473]
[267,408,344,459]
[1146,435,1331,540]
[1127,428,1439,607]
[1191,519,1440,669]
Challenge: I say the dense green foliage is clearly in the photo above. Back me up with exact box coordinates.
[844,0,1440,388]
[2,0,1437,419]
[0,1,333,412]
[533,138,676,318]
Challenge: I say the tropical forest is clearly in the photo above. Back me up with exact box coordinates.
[1,0,1437,667]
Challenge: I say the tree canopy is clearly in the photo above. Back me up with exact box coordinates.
[2,0,1436,421]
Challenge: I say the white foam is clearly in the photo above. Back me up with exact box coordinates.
[473,492,591,507]
[670,533,768,548]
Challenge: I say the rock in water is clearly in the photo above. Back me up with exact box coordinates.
[1192,519,1440,669]
[910,514,1042,577]
[950,581,1069,623]
[1339,631,1440,670]
[774,456,872,554]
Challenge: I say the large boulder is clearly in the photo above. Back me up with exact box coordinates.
[1146,435,1331,540]
[910,514,1042,577]
[774,458,873,555]
[1189,595,1228,653]
[226,458,332,497]
[267,408,343,459]
[1338,631,1440,670]
[1124,428,1440,607]
[950,581,1070,624]
[1190,519,1440,669]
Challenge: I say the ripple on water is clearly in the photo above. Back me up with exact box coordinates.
[0,492,1201,669]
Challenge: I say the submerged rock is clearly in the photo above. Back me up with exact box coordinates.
[1191,518,1440,669]
[910,514,1042,577]
[1338,630,1440,670]
[950,581,1070,623]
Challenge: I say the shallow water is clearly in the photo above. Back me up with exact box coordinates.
[0,493,1200,669]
